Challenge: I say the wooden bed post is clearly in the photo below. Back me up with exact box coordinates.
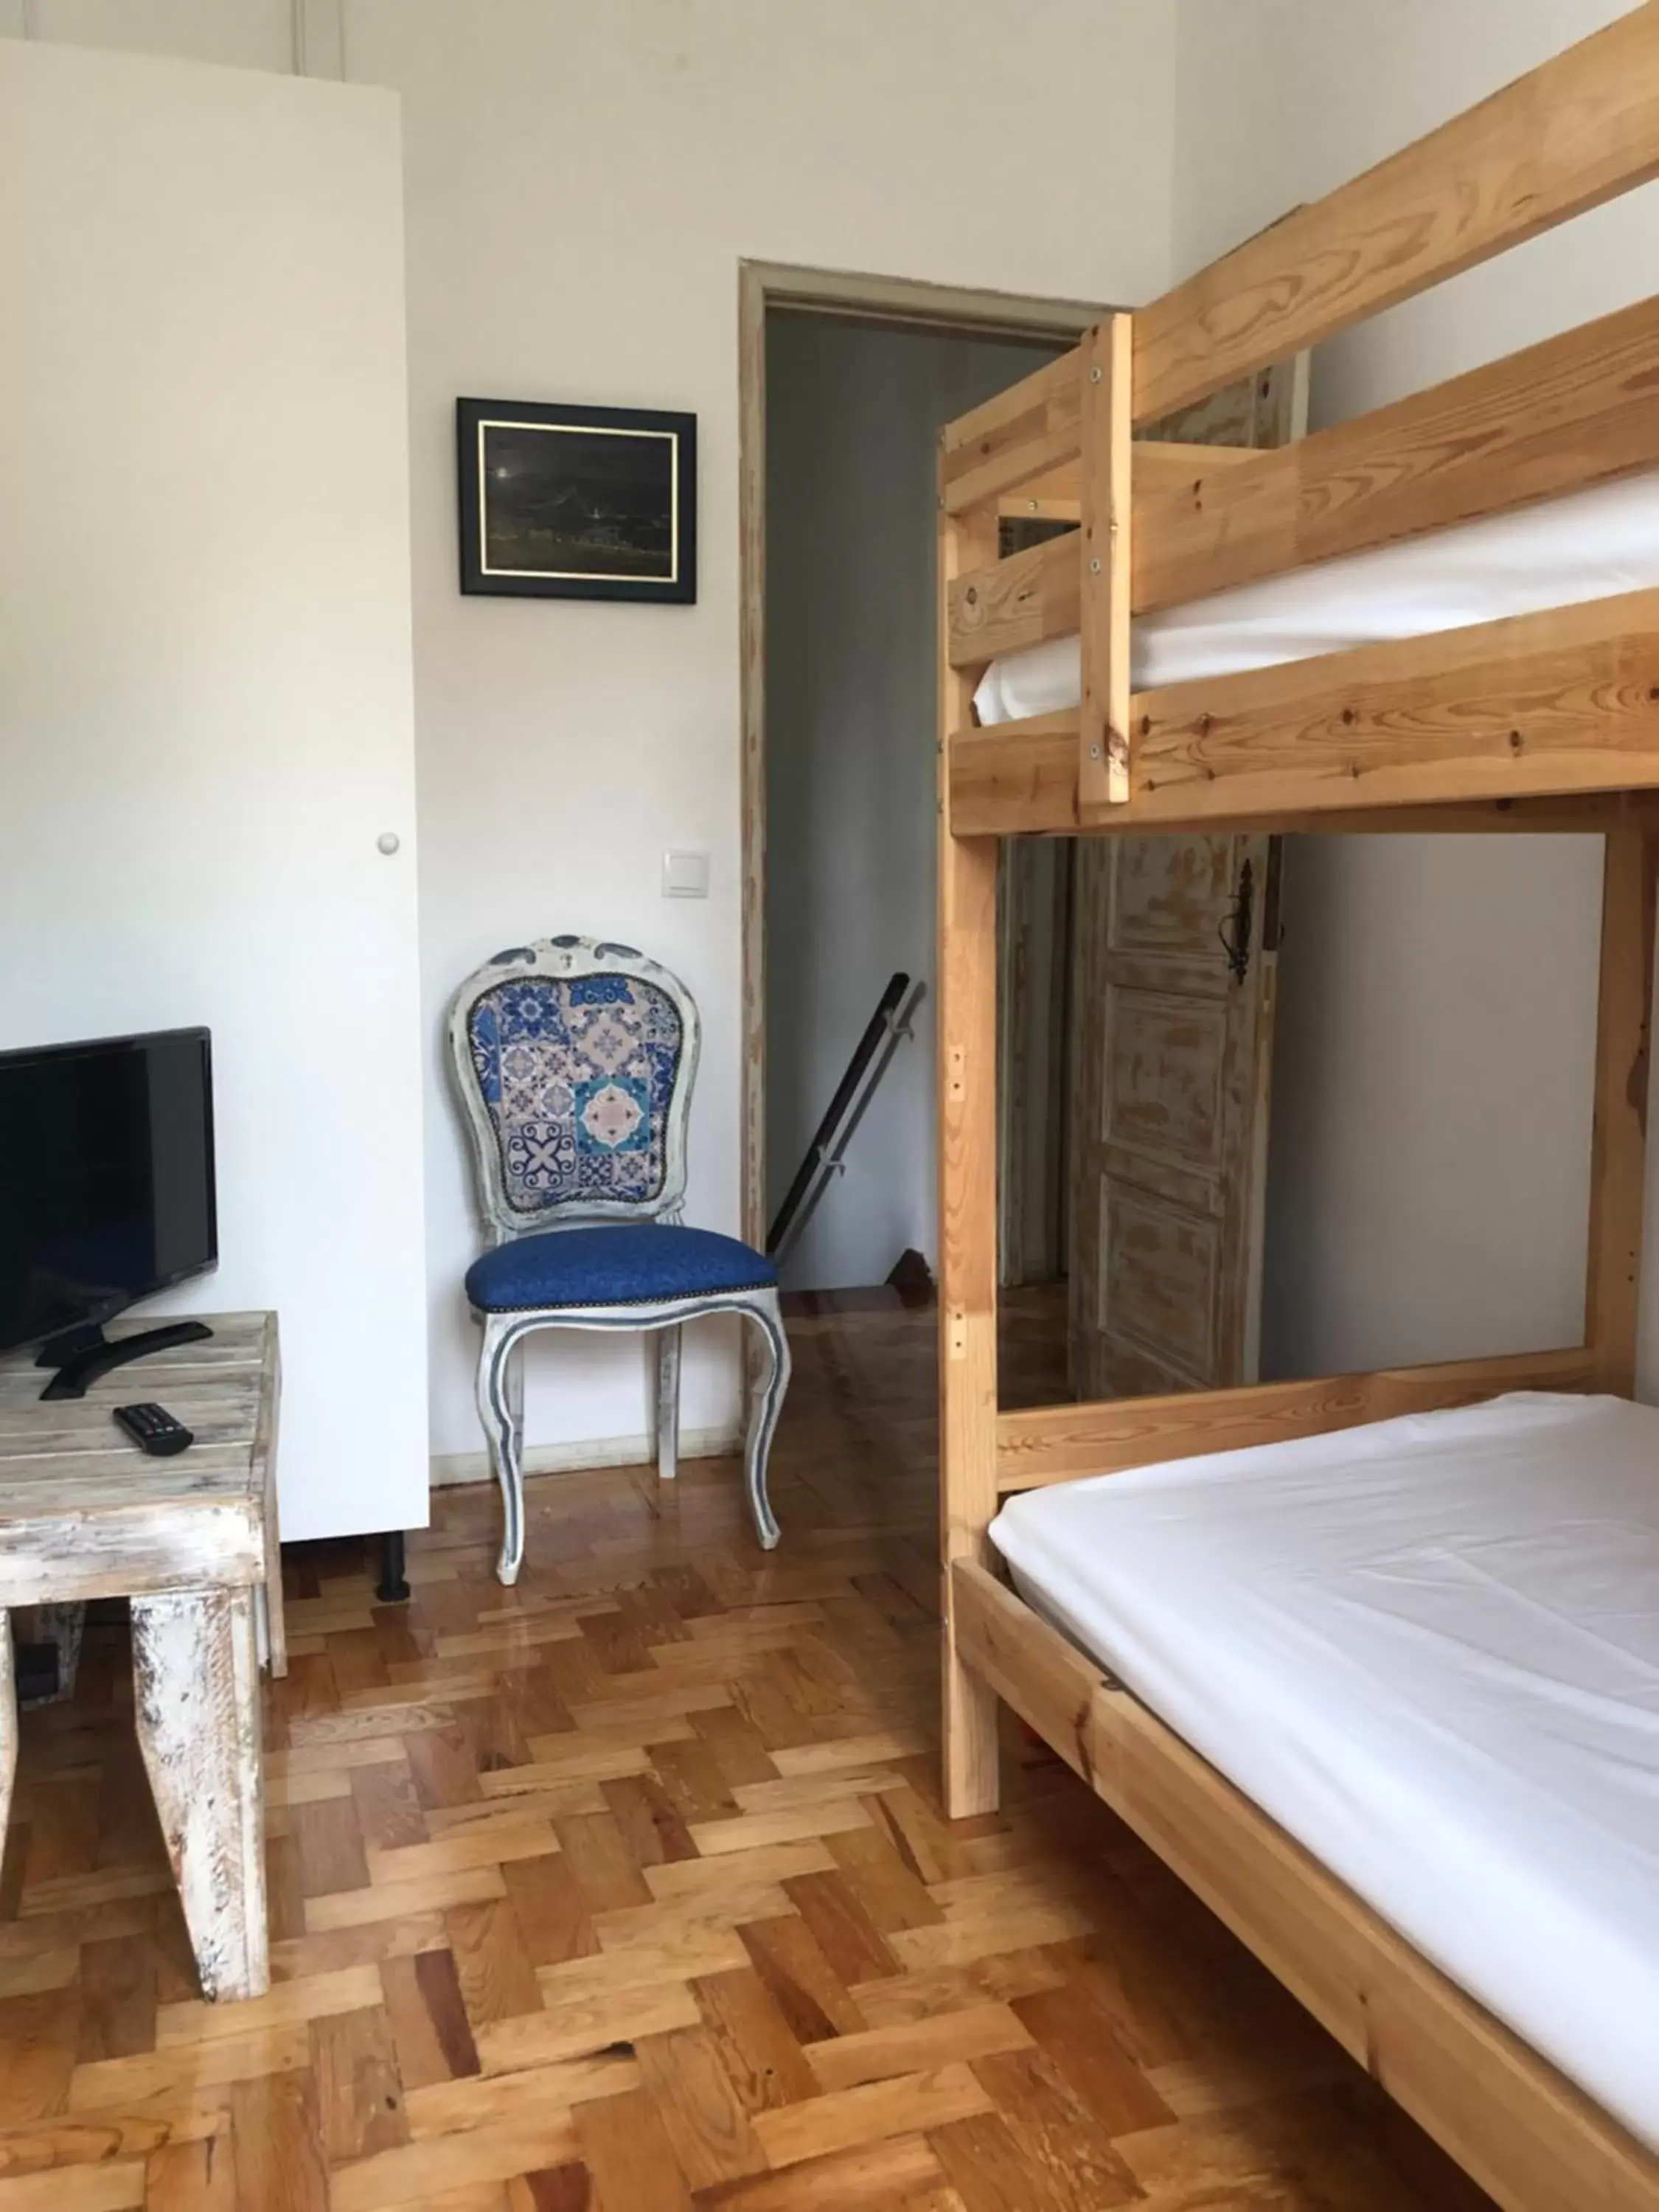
[938,463,1002,1819]
[1078,314,1133,813]
[1585,824,1658,1394]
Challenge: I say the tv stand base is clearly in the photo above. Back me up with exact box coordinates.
[38,1320,215,1402]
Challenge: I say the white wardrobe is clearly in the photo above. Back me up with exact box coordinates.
[0,40,428,1543]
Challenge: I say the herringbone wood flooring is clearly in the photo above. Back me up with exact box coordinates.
[0,1293,1495,2210]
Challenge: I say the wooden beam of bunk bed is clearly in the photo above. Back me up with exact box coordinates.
[990,440,1255,526]
[1078,314,1132,806]
[936,481,1002,1821]
[950,291,1659,661]
[1133,0,1659,425]
[949,714,1659,838]
[945,4,1659,524]
[950,511,1068,664]
[950,1557,1659,2212]
[953,440,1262,663]
[947,587,1659,833]
[1585,821,1659,1392]
[941,350,1083,514]
[1115,588,1659,821]
[995,1347,1595,1494]
[1138,293,1659,613]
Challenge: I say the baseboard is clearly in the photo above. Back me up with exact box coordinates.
[429,1421,744,1489]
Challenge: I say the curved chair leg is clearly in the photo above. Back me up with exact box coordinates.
[741,1295,791,1551]
[655,1324,682,1483]
[476,1315,527,1586]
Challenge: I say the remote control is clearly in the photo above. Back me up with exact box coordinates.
[112,1402,195,1457]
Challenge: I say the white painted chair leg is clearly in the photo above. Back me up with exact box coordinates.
[655,1324,682,1481]
[0,1613,15,1883]
[742,1295,792,1551]
[477,1315,527,1585]
[131,1585,268,2002]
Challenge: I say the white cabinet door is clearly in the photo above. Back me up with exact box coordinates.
[0,41,427,1542]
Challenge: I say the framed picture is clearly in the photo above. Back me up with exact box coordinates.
[456,397,697,603]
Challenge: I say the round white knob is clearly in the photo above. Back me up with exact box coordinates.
[377,832,400,855]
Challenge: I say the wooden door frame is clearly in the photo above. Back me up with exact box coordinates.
[737,259,1102,1254]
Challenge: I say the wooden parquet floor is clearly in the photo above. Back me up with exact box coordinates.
[0,1294,1495,2211]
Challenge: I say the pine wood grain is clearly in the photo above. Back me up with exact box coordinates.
[995,1345,1594,1492]
[949,712,1659,841]
[1584,825,1659,1390]
[1133,1,1659,422]
[937,490,1004,1826]
[1135,293,1659,613]
[1078,314,1134,809]
[940,353,1082,515]
[950,589,1659,836]
[1128,585,1659,821]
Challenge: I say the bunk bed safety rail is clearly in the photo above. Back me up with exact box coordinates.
[936,0,1659,834]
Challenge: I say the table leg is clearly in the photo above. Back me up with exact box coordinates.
[258,1467,288,1680]
[0,1612,15,1881]
[131,1585,268,2001]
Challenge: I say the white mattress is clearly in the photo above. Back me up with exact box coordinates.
[973,470,1659,723]
[987,1391,1659,2147]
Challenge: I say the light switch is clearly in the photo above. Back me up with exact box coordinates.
[662,849,709,899]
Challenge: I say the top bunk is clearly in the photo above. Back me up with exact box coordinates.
[939,0,1659,838]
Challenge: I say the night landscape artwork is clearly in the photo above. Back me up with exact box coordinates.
[456,398,697,602]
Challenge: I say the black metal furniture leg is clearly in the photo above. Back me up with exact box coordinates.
[376,1530,410,1603]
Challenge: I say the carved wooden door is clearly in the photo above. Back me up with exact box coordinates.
[1068,832,1279,1399]
[1067,359,1302,1401]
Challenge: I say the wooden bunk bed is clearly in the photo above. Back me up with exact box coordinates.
[935,10,1659,2211]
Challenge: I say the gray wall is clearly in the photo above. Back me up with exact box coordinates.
[764,314,1059,1290]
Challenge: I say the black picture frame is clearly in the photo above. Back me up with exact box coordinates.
[456,397,697,603]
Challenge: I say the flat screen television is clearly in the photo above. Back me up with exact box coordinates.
[0,1028,218,1398]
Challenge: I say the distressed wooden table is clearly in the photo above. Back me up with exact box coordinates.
[0,1310,283,1999]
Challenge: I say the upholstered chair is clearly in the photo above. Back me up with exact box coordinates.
[448,936,790,1584]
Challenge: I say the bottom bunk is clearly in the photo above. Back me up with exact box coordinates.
[950,1391,1659,2212]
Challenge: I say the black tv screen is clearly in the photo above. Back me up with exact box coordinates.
[0,1029,218,1356]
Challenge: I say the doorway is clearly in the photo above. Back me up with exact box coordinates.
[739,268,1307,1411]
[738,264,1096,1304]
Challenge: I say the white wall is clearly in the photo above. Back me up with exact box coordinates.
[0,36,428,1540]
[764,316,1060,1292]
[1,0,1180,1468]
[367,0,1177,1462]
[0,0,294,68]
[1173,0,1659,1388]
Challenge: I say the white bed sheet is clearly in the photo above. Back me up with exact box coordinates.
[973,470,1659,723]
[987,1391,1659,2148]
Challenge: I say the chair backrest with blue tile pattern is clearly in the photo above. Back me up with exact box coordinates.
[448,937,699,1239]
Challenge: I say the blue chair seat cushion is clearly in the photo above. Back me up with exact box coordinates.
[465,1223,777,1312]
